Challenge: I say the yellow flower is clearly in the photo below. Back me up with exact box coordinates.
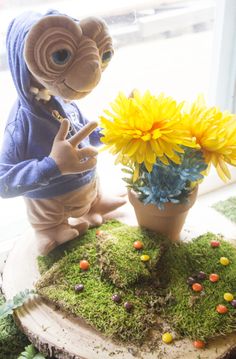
[182,96,236,181]
[100,90,196,171]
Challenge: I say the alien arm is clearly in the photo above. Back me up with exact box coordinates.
[0,130,60,198]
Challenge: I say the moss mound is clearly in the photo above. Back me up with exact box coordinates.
[36,220,165,343]
[37,221,236,344]
[0,293,30,359]
[37,220,123,275]
[162,233,236,341]
[213,196,236,223]
[97,226,162,288]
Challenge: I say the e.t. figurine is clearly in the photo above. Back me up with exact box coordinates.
[0,10,125,254]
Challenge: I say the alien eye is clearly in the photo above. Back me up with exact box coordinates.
[51,49,71,65]
[102,50,113,63]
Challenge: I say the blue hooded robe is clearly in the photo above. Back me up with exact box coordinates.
[0,11,101,199]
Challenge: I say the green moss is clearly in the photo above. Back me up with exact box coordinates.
[0,293,30,359]
[162,233,236,341]
[36,221,165,343]
[36,222,236,344]
[38,220,123,275]
[212,196,236,223]
[97,226,162,288]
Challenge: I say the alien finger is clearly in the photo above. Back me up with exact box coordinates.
[78,146,98,161]
[69,121,98,147]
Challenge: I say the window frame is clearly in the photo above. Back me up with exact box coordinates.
[209,0,236,112]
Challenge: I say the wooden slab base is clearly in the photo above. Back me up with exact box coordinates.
[2,205,236,358]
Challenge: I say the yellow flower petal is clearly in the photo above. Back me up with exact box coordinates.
[100,91,236,180]
[133,164,140,182]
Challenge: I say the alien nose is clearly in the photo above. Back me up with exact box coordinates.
[89,60,100,73]
[66,60,101,92]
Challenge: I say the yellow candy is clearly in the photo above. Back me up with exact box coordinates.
[162,332,173,344]
[220,257,230,266]
[140,254,150,262]
[224,293,234,302]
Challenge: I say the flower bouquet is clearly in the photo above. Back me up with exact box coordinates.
[100,90,236,240]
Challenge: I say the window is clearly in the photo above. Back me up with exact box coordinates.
[0,0,234,254]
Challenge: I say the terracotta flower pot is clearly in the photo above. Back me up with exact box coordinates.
[128,186,198,241]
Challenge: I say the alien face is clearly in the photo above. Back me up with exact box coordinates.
[24,15,113,100]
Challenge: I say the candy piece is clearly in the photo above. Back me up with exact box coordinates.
[224,293,234,302]
[231,300,236,308]
[216,304,228,314]
[112,294,121,303]
[211,240,220,248]
[192,283,203,292]
[187,277,196,285]
[193,340,205,349]
[96,229,103,236]
[133,240,144,250]
[124,302,133,312]
[74,284,84,292]
[220,257,230,266]
[79,260,90,270]
[209,273,220,282]
[197,271,207,280]
[162,332,173,344]
[140,255,150,262]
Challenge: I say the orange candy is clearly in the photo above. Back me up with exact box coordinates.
[79,260,90,271]
[210,240,220,248]
[209,273,220,282]
[96,229,103,236]
[192,283,203,292]
[133,241,144,250]
[193,340,205,349]
[216,304,228,314]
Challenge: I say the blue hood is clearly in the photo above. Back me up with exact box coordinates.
[6,10,60,107]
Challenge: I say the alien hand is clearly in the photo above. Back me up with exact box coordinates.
[49,119,98,175]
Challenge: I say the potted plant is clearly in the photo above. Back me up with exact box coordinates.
[100,90,236,240]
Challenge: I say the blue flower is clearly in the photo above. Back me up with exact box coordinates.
[132,148,207,209]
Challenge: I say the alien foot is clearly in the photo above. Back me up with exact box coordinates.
[35,224,80,255]
[81,194,127,227]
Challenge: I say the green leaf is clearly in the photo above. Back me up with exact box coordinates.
[0,289,34,319]
[17,344,46,359]
[122,177,133,184]
[25,344,37,355]
[12,289,33,309]
[121,168,133,174]
[0,299,14,318]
